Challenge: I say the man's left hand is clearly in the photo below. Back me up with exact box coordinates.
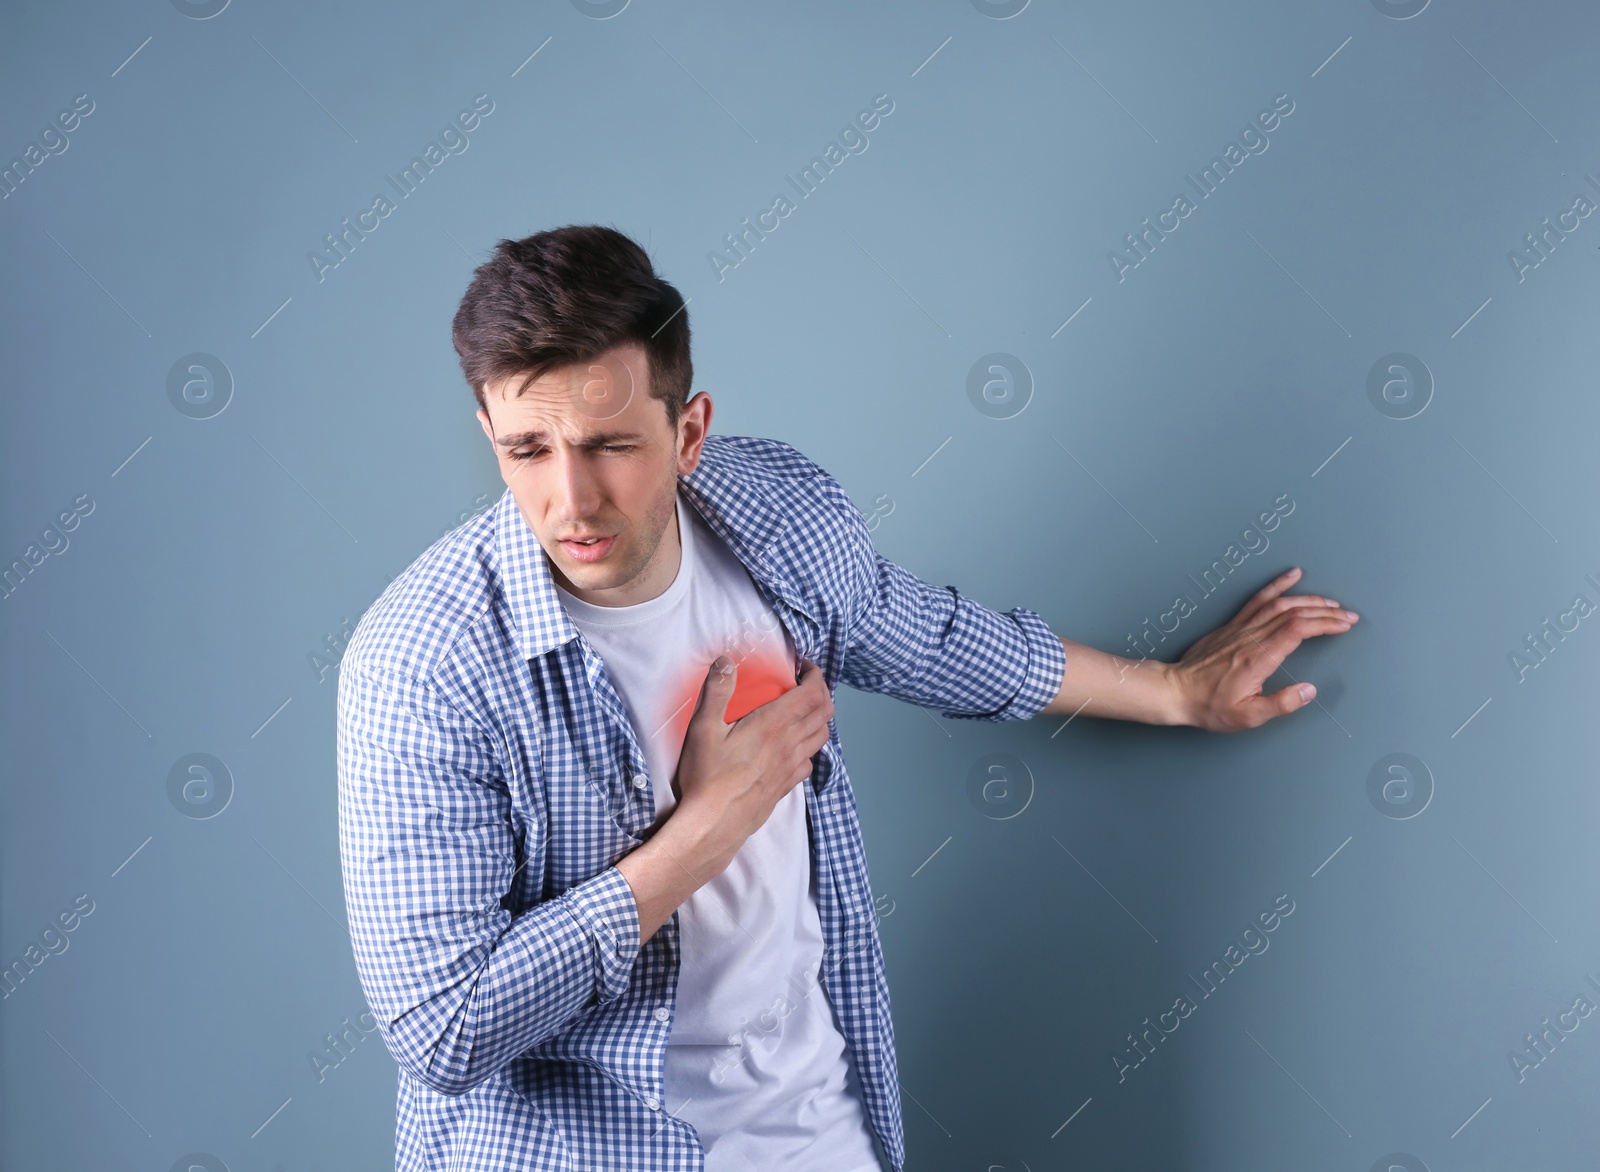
[1170,567,1358,732]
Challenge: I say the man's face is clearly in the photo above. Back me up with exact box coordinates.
[477,340,711,607]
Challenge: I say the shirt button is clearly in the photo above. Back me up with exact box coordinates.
[644,1095,661,1111]
[654,1006,670,1022]
[631,774,649,790]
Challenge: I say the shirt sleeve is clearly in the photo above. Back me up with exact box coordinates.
[821,478,1068,722]
[336,659,642,1097]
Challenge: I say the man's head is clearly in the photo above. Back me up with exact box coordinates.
[453,225,711,607]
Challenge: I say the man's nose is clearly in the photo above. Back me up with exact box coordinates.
[552,447,602,515]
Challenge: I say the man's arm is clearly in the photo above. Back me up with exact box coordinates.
[837,542,1067,720]
[1037,639,1187,725]
[817,460,1358,730]
[821,472,1065,721]
[1038,566,1359,731]
[336,660,641,1097]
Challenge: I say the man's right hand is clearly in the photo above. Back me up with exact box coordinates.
[616,654,833,947]
[670,655,833,867]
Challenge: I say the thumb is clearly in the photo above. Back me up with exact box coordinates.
[692,655,737,722]
[1273,681,1316,717]
[1236,681,1314,730]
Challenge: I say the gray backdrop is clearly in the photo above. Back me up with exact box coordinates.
[3,0,1598,1169]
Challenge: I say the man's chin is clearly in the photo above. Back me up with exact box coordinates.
[547,543,627,593]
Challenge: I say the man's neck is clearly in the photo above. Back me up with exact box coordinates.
[553,494,683,608]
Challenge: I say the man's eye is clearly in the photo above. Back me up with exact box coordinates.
[507,444,631,461]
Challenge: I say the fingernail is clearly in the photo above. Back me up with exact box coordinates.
[712,655,731,673]
[1298,683,1315,702]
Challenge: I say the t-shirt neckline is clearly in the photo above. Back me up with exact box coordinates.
[551,489,694,626]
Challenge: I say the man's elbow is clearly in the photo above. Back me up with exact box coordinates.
[415,1056,486,1098]
[386,1040,480,1098]
[383,985,598,1097]
[381,1008,495,1098]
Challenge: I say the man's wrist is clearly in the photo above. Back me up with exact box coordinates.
[615,805,736,948]
[1159,661,1196,728]
[655,798,737,880]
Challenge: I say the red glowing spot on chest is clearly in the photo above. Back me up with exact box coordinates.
[720,655,796,723]
[660,649,796,749]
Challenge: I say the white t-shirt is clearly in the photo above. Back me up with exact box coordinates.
[551,488,884,1172]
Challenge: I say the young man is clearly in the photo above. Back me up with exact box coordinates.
[335,225,1358,1171]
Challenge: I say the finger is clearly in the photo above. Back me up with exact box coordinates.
[779,690,830,733]
[1245,602,1357,639]
[799,658,829,696]
[1266,606,1357,637]
[1239,611,1354,684]
[799,712,832,751]
[1260,594,1345,622]
[1232,567,1309,630]
[790,659,833,711]
[1240,679,1318,726]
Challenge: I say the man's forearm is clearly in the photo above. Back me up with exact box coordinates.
[1036,636,1192,726]
[615,799,742,948]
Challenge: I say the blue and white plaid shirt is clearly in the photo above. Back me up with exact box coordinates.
[336,433,1067,1171]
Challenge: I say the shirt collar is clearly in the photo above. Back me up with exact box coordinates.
[489,435,806,662]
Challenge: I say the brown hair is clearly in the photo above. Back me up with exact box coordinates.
[451,224,692,429]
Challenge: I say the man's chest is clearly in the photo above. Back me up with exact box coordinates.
[481,571,839,912]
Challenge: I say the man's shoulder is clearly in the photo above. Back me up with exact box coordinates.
[698,432,865,517]
[341,507,501,687]
[699,432,830,484]
[698,433,873,613]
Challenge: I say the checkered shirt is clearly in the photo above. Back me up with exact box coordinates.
[335,433,1066,1171]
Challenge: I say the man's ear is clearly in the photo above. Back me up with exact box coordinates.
[477,407,496,445]
[676,392,713,475]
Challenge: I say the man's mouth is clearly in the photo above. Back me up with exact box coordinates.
[561,534,617,561]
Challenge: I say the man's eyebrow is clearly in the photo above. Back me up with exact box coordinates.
[494,430,647,448]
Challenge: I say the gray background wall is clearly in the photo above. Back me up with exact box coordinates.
[3,1,1598,1169]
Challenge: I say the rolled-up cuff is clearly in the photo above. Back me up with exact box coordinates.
[556,864,642,1005]
[984,606,1066,722]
